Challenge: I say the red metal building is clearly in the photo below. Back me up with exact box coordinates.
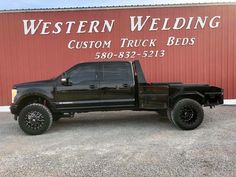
[0,3,235,105]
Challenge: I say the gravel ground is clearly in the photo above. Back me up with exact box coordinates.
[0,106,236,177]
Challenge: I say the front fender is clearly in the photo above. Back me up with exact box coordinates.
[13,87,56,114]
[16,87,54,104]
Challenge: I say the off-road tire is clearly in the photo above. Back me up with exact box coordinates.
[18,103,53,135]
[167,109,172,122]
[171,99,204,130]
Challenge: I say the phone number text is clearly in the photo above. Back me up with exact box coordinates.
[95,50,165,59]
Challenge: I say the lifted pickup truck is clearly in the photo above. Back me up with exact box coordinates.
[10,60,223,135]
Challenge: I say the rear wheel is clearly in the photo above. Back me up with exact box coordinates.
[170,99,204,130]
[18,103,53,135]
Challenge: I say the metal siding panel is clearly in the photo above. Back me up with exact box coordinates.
[0,5,235,105]
[234,8,236,99]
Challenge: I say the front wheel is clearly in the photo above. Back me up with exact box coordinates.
[170,99,204,130]
[18,103,53,135]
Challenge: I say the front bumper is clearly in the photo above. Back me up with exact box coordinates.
[10,104,18,115]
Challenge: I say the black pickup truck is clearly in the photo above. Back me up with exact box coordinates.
[10,60,223,135]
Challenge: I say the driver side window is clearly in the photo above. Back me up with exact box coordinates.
[68,63,97,84]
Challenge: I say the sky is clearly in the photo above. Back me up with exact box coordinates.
[0,0,236,10]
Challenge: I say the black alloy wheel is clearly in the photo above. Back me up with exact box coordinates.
[24,110,45,130]
[179,105,198,124]
[170,98,204,130]
[18,103,53,135]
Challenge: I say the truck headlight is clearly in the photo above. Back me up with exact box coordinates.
[12,89,17,103]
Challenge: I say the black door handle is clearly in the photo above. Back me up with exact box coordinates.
[89,85,96,89]
[122,84,129,88]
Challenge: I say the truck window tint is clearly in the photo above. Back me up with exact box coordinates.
[102,62,132,82]
[69,64,96,84]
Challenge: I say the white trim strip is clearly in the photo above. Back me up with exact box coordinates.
[0,99,235,112]
[56,98,135,105]
[0,106,10,112]
[223,99,236,105]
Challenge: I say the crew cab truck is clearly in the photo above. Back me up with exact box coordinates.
[10,60,223,135]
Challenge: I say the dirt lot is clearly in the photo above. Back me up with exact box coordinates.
[0,106,235,177]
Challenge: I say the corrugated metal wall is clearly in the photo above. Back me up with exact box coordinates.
[0,4,235,105]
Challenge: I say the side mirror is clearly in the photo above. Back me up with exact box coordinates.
[61,77,72,86]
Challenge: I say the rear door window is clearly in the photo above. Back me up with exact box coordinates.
[101,62,133,82]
